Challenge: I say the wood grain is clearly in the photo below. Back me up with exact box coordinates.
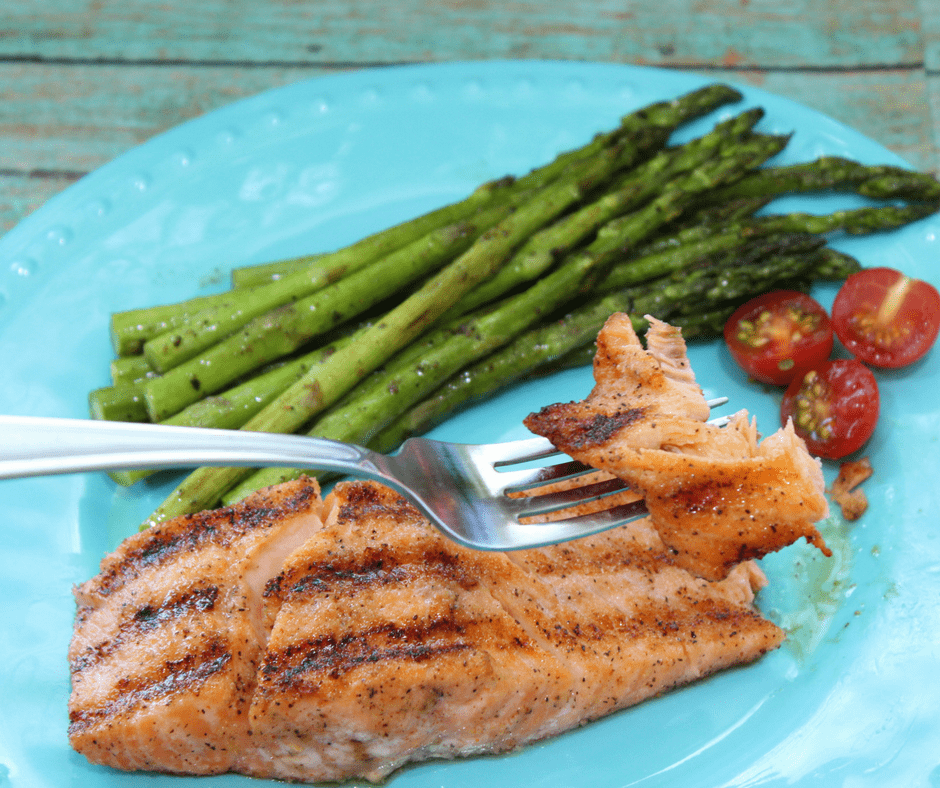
[0,0,922,67]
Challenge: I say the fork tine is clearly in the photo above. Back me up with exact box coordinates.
[497,498,651,550]
[482,435,558,466]
[557,497,649,527]
[510,475,634,519]
[493,457,596,493]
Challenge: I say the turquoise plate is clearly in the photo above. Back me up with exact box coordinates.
[0,61,938,788]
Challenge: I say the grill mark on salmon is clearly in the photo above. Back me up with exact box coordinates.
[259,620,475,690]
[68,638,232,736]
[70,583,220,674]
[335,477,418,522]
[266,544,481,606]
[527,406,647,449]
[88,481,322,598]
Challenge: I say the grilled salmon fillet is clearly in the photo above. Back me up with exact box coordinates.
[240,480,783,783]
[524,313,830,581]
[68,477,329,775]
[69,477,785,783]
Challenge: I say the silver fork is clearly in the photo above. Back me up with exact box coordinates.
[0,399,727,552]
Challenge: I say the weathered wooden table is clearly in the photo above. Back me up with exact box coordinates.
[1,1,936,236]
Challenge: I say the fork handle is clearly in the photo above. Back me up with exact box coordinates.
[0,415,380,480]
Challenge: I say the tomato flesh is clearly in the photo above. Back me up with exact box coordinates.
[724,290,834,386]
[781,359,880,459]
[832,266,940,368]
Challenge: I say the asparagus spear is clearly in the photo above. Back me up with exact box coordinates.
[598,195,937,297]
[169,339,356,429]
[230,254,326,289]
[88,384,149,423]
[650,160,940,258]
[712,155,940,202]
[666,194,773,232]
[811,247,863,279]
[749,200,940,235]
[664,243,824,306]
[509,82,744,191]
[596,222,785,295]
[109,355,157,386]
[142,136,649,527]
[107,333,362,487]
[110,287,246,357]
[637,195,773,253]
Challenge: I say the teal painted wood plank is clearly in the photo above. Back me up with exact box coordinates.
[0,173,79,236]
[0,0,922,68]
[927,75,940,172]
[0,62,933,177]
[0,63,328,172]
[917,0,940,70]
[713,69,937,172]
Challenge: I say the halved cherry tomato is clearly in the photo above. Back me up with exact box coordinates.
[724,290,834,386]
[781,359,880,459]
[832,266,940,368]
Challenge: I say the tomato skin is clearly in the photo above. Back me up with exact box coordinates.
[724,290,834,386]
[781,359,880,459]
[832,267,940,368]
